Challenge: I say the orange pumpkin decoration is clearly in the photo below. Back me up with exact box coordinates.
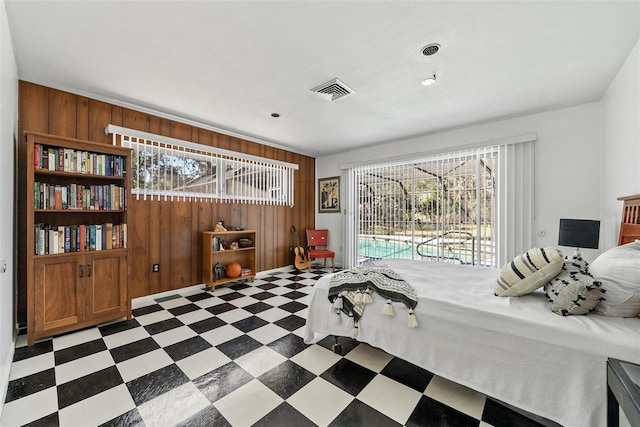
[226,262,242,278]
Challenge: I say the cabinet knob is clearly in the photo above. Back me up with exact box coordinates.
[79,265,84,278]
[87,264,92,277]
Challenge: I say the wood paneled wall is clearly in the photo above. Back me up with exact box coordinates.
[17,81,315,325]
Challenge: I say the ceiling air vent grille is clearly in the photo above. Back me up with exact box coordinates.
[421,43,440,57]
[311,78,355,101]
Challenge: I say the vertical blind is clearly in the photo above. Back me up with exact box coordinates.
[343,136,535,269]
[105,125,298,206]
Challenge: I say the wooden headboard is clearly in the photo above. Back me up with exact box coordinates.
[618,194,640,245]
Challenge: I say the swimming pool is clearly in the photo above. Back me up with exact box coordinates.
[358,238,414,259]
[357,237,473,263]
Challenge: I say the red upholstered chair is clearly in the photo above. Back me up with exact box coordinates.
[306,229,335,272]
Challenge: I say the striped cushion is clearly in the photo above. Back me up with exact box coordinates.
[495,247,564,297]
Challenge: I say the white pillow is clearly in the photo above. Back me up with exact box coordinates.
[495,247,564,297]
[589,241,640,317]
[544,257,604,316]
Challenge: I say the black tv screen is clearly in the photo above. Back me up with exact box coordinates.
[558,219,600,249]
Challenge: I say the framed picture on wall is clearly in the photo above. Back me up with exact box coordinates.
[318,176,340,213]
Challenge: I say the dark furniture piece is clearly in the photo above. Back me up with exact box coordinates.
[607,358,640,427]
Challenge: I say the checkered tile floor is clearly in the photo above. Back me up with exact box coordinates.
[2,266,548,426]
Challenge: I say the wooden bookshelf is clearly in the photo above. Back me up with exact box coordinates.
[25,131,131,345]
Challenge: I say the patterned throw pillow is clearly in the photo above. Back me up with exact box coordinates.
[543,256,605,316]
[495,247,564,297]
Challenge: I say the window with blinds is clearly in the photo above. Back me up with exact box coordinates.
[352,146,498,267]
[106,125,298,206]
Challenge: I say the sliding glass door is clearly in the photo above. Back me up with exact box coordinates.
[350,147,499,267]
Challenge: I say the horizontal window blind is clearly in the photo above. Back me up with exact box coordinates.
[106,125,298,206]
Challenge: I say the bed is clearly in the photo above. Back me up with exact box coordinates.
[304,199,640,427]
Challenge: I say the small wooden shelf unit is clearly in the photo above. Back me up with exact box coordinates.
[202,230,256,290]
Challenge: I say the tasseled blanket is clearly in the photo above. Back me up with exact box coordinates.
[327,264,418,339]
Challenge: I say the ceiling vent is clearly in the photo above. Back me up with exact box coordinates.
[421,43,440,57]
[311,78,355,101]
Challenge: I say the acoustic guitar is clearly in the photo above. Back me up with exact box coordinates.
[290,226,310,270]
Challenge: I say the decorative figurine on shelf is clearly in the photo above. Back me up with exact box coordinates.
[230,241,239,250]
[213,262,226,281]
[214,221,227,232]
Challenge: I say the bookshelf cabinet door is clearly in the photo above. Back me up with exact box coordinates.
[85,251,127,320]
[33,255,85,333]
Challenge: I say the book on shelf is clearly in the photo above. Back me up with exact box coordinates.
[43,225,49,255]
[63,149,70,172]
[89,225,96,251]
[48,229,57,255]
[33,182,39,209]
[75,151,82,173]
[69,226,77,253]
[57,226,64,254]
[95,224,102,251]
[47,148,54,171]
[34,144,41,169]
[78,225,85,252]
[61,186,68,210]
[69,183,76,209]
[105,223,113,250]
[37,227,45,256]
[54,186,62,210]
[63,227,70,253]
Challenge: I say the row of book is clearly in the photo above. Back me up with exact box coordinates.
[34,182,127,211]
[34,144,125,177]
[34,223,127,255]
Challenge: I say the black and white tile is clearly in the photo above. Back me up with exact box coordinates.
[2,266,551,426]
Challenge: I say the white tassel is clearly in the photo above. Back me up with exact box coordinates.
[383,299,394,316]
[408,308,418,328]
[362,290,373,304]
[354,290,363,305]
[333,296,343,310]
[350,321,359,339]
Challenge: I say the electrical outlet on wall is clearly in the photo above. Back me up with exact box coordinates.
[153,264,160,273]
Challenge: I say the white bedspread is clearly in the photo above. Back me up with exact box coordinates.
[303,259,640,427]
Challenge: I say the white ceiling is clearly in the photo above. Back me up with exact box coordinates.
[5,1,640,157]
